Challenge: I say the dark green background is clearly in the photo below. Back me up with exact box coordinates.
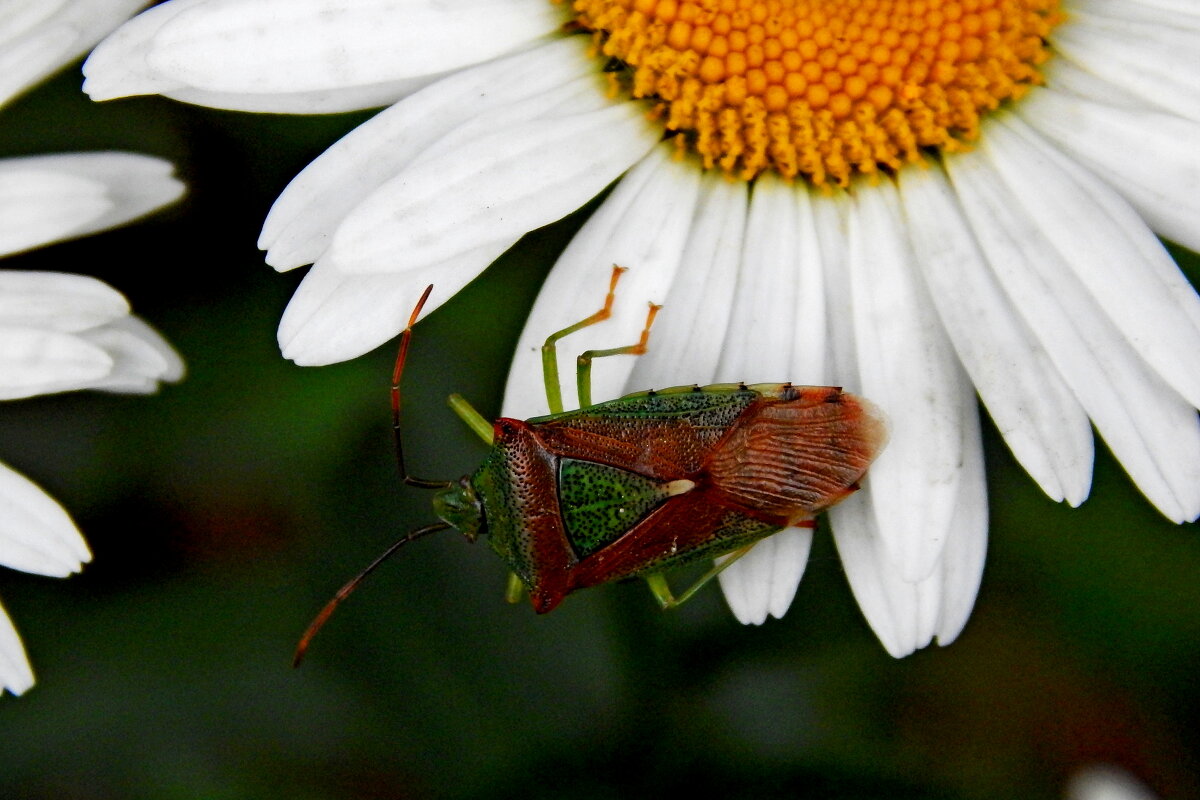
[1,65,1197,800]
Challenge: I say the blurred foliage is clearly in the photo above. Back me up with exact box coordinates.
[1,63,1198,800]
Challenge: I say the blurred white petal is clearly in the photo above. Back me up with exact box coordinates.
[717,527,812,625]
[1067,766,1158,800]
[898,164,1093,506]
[278,240,511,365]
[79,316,185,392]
[0,270,128,333]
[1018,80,1200,253]
[0,326,112,400]
[84,0,562,102]
[0,153,184,257]
[0,460,90,577]
[844,181,967,581]
[502,145,703,418]
[0,601,34,697]
[261,38,595,270]
[947,139,1200,523]
[0,170,111,257]
[0,0,149,109]
[330,102,658,275]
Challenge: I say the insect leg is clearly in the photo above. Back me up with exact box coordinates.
[540,265,626,414]
[447,393,494,444]
[504,572,525,604]
[643,543,755,610]
[575,301,661,408]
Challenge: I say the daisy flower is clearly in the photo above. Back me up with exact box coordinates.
[84,0,1200,655]
[2,1,184,695]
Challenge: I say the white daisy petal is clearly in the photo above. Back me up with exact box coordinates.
[845,181,967,582]
[947,145,1200,523]
[625,172,748,389]
[502,145,703,418]
[932,385,988,646]
[832,396,985,656]
[788,187,829,384]
[811,189,856,380]
[0,169,111,257]
[716,527,812,625]
[261,38,596,270]
[162,73,442,114]
[86,0,563,102]
[84,0,237,99]
[1018,80,1200,254]
[0,21,78,112]
[898,163,1093,506]
[1084,0,1200,26]
[0,0,149,109]
[78,316,185,393]
[278,240,511,366]
[817,192,928,656]
[705,179,827,624]
[0,271,130,333]
[0,326,113,401]
[0,601,35,697]
[0,153,184,257]
[829,493,933,658]
[329,102,658,276]
[0,460,91,576]
[714,174,801,381]
[408,76,614,169]
[1038,57,1151,110]
[1053,10,1200,122]
[985,115,1200,409]
[1139,0,1200,17]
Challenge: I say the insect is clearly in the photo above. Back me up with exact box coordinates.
[295,266,886,663]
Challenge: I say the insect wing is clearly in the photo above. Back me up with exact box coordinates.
[527,386,760,479]
[706,386,888,522]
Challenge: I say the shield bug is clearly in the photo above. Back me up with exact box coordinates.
[295,267,886,663]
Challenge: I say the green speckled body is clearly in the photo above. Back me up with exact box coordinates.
[457,383,886,613]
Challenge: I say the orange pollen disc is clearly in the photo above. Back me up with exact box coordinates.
[569,0,1063,185]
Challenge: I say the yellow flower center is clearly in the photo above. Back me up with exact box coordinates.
[570,0,1063,185]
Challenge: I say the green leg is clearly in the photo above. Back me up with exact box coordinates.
[576,302,661,409]
[540,265,626,414]
[504,572,525,604]
[644,544,755,610]
[448,393,493,444]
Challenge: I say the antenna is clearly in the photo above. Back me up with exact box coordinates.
[392,285,452,490]
[293,521,451,666]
